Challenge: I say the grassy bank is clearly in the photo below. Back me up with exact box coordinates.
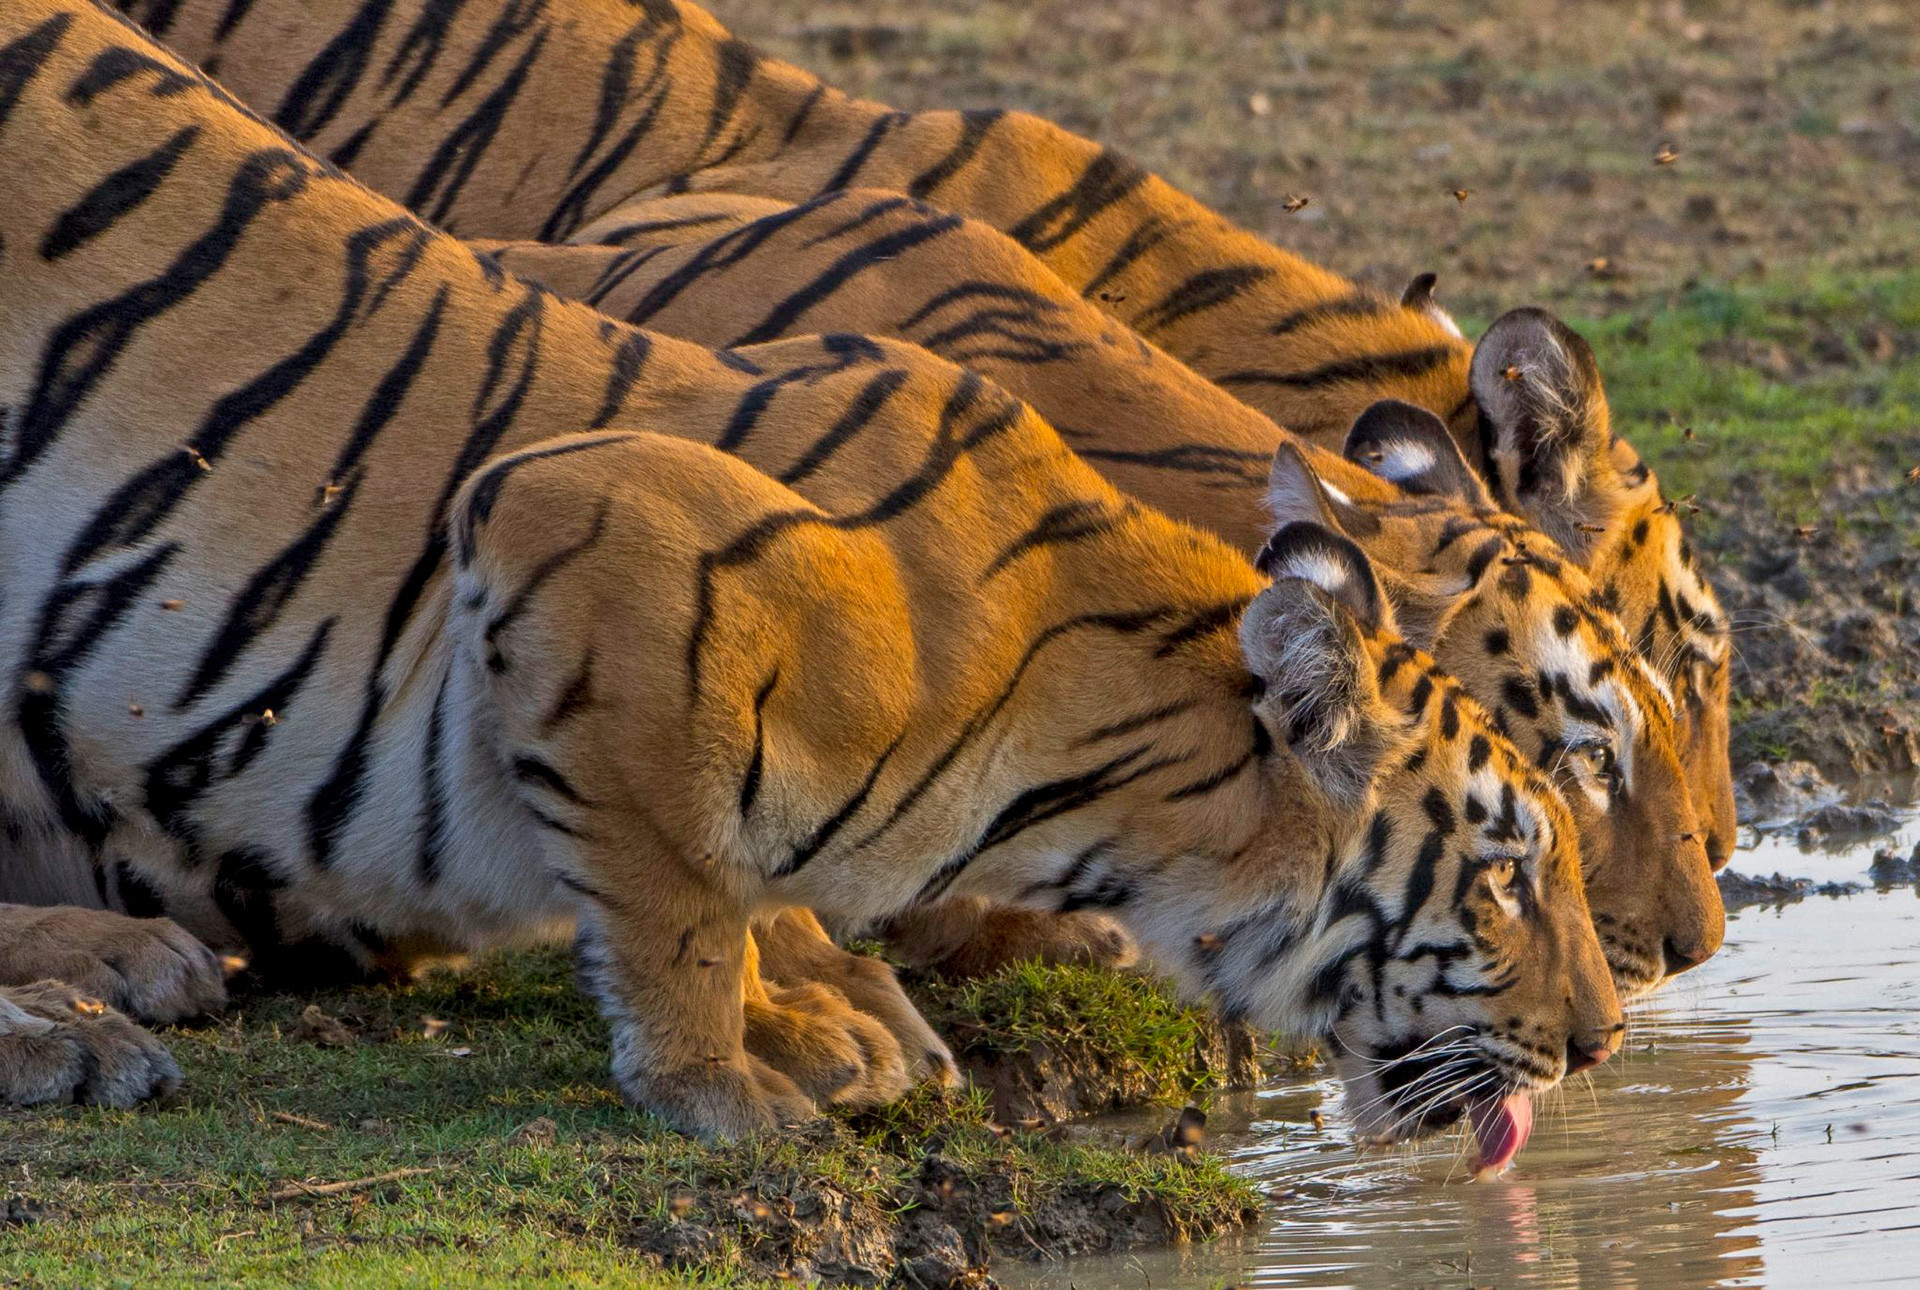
[0,950,1262,1287]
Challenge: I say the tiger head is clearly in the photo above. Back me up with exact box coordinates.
[1465,307,1737,873]
[1268,403,1724,1000]
[1091,521,1620,1168]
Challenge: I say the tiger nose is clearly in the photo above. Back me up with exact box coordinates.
[1663,936,1713,977]
[1565,1024,1623,1075]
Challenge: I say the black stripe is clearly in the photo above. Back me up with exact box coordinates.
[1155,598,1250,657]
[64,43,191,106]
[539,62,679,241]
[1009,150,1149,253]
[781,83,825,146]
[739,670,779,816]
[1073,697,1197,747]
[907,109,1004,199]
[144,621,335,851]
[1133,265,1276,336]
[1267,292,1386,337]
[701,39,759,150]
[41,124,197,261]
[567,16,651,178]
[983,500,1121,580]
[483,501,613,672]
[416,671,452,883]
[274,0,396,140]
[0,14,71,134]
[851,604,1198,854]
[1081,215,1172,299]
[801,193,914,247]
[540,653,595,734]
[912,746,1184,905]
[590,212,732,247]
[213,0,258,42]
[439,0,544,108]
[515,755,590,805]
[1397,829,1448,938]
[713,334,883,454]
[459,433,640,557]
[379,0,464,107]
[588,330,653,425]
[578,235,660,291]
[616,193,839,327]
[776,735,905,876]
[816,110,908,194]
[1216,346,1456,391]
[1163,743,1259,801]
[778,368,909,487]
[1069,442,1269,487]
[899,280,1062,332]
[407,27,550,227]
[731,212,964,346]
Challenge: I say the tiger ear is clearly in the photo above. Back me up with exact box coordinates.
[1401,271,1464,339]
[1343,399,1492,509]
[1267,440,1381,540]
[1244,523,1405,812]
[1469,308,1625,558]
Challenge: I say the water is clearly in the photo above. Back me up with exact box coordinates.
[1007,806,1920,1289]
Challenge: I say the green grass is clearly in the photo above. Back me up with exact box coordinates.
[0,950,1260,1287]
[1580,269,1920,509]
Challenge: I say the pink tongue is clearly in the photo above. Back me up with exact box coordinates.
[1467,1092,1534,1175]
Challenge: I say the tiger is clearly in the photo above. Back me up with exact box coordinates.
[108,0,1738,876]
[469,191,1724,999]
[0,0,1622,1160]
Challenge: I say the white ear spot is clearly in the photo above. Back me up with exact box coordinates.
[1319,480,1352,506]
[1428,306,1465,340]
[1373,437,1438,484]
[1275,550,1352,599]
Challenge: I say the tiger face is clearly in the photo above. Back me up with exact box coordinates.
[1465,309,1737,872]
[1097,524,1619,1168]
[1270,403,1724,1001]
[1589,439,1737,872]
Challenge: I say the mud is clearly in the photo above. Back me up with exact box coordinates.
[623,1114,1258,1287]
[1704,470,1920,778]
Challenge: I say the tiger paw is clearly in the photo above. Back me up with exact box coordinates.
[745,980,911,1108]
[0,980,182,1108]
[616,1052,819,1143]
[0,905,228,1025]
[754,911,958,1088]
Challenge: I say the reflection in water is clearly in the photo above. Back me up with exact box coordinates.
[1004,814,1920,1289]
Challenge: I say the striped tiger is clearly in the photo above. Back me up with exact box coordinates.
[473,191,1723,999]
[107,0,1738,879]
[0,1,1620,1159]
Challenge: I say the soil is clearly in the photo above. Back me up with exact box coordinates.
[1704,469,1920,780]
[623,1112,1259,1287]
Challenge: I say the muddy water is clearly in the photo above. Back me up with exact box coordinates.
[1007,809,1920,1289]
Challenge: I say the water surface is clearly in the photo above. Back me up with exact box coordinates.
[1007,809,1920,1289]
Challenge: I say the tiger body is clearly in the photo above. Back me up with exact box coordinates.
[0,2,1621,1144]
[112,0,1737,878]
[474,191,1723,999]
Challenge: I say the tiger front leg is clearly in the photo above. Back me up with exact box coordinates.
[571,870,814,1142]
